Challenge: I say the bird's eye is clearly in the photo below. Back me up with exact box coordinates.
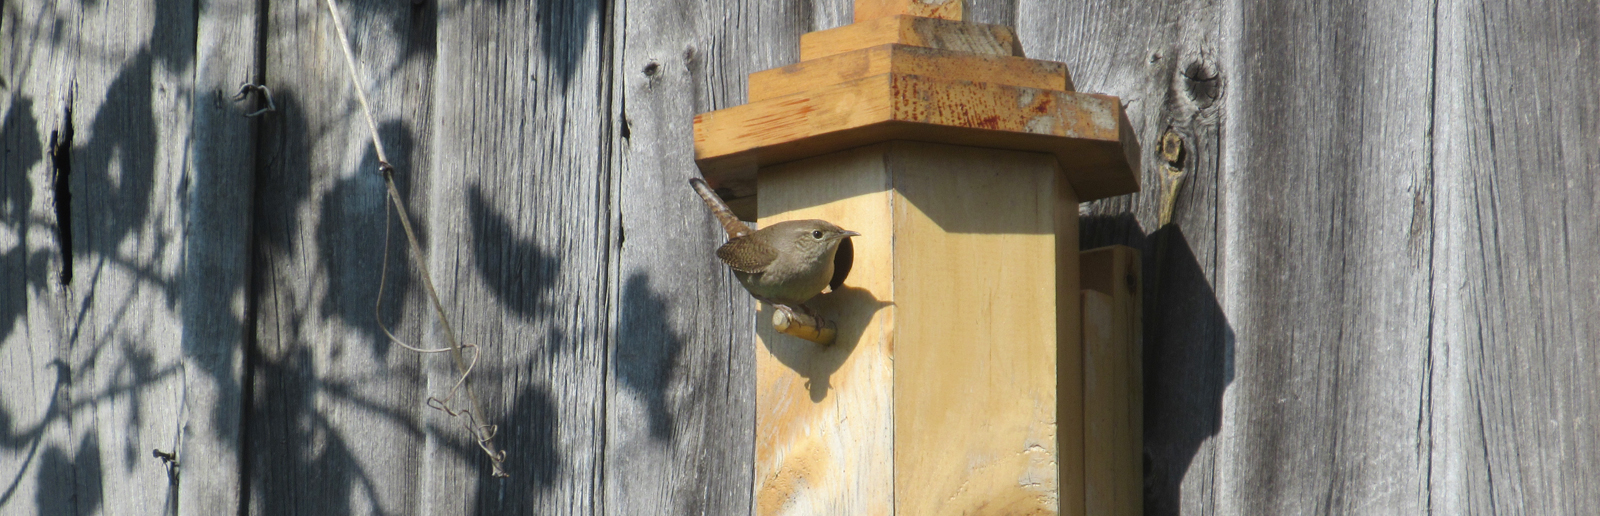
[812,230,824,239]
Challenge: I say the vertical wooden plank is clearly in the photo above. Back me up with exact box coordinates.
[1081,245,1141,516]
[13,0,205,513]
[608,0,832,512]
[891,144,1068,515]
[1432,0,1600,513]
[424,0,608,513]
[1015,0,1228,513]
[179,0,261,513]
[1216,0,1434,512]
[249,0,435,513]
[752,146,895,515]
[0,0,76,512]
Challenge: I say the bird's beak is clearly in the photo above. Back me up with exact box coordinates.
[840,230,861,238]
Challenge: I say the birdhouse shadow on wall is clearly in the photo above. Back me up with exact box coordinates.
[690,0,1144,513]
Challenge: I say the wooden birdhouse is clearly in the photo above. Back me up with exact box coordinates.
[693,0,1143,513]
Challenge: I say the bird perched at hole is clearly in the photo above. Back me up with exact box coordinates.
[690,178,858,317]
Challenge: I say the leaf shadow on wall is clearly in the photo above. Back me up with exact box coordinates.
[249,89,392,515]
[534,0,601,90]
[466,185,566,355]
[471,382,561,514]
[317,120,416,361]
[34,434,102,516]
[0,95,50,346]
[462,185,570,505]
[247,348,366,516]
[613,273,683,440]
[343,0,437,74]
[1080,214,1234,516]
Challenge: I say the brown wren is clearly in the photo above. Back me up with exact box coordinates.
[690,178,858,316]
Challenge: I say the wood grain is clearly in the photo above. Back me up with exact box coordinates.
[180,0,261,513]
[5,0,1599,514]
[751,142,1079,515]
[696,72,1138,218]
[0,0,214,514]
[0,0,79,512]
[1218,1,1436,512]
[892,143,1073,516]
[605,0,828,513]
[1431,0,1600,512]
[247,0,435,513]
[423,0,611,512]
[1080,246,1142,516]
[754,147,896,515]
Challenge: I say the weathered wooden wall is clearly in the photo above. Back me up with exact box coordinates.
[2,0,1596,514]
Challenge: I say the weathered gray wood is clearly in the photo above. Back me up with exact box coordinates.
[1216,1,1436,512]
[178,0,261,513]
[0,0,209,514]
[4,0,1599,514]
[421,0,611,513]
[246,0,434,513]
[1432,0,1600,513]
[0,1,76,513]
[1016,0,1229,513]
[606,0,832,512]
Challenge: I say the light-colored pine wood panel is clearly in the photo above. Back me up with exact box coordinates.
[695,73,1137,218]
[889,143,1070,515]
[754,146,896,516]
[1080,245,1141,516]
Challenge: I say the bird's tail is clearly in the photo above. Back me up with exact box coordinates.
[689,178,751,239]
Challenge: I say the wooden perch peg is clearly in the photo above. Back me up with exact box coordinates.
[771,305,838,344]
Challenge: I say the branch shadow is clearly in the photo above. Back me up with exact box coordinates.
[1080,214,1234,516]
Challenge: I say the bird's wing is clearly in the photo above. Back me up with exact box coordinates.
[717,238,776,273]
